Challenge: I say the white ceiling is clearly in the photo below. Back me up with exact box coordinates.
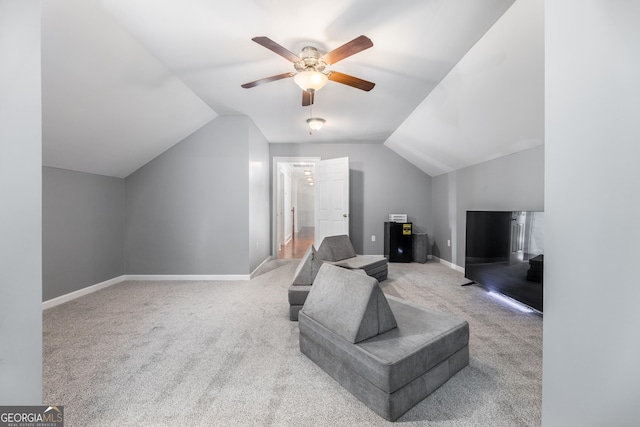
[41,0,542,179]
[41,0,217,178]
[385,0,544,176]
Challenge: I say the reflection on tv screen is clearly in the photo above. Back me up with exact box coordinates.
[465,211,543,313]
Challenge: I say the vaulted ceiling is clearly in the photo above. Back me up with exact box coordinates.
[41,0,543,179]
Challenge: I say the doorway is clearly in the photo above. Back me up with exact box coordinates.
[273,157,320,259]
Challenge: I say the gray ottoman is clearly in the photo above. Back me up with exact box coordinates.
[288,285,311,321]
[317,235,388,281]
[299,264,469,421]
[288,245,322,321]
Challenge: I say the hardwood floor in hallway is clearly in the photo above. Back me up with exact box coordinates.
[278,227,314,259]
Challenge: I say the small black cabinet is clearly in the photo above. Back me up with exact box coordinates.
[384,222,413,262]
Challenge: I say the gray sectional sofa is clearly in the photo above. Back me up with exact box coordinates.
[298,263,470,421]
[288,235,389,321]
[317,234,388,282]
[288,245,323,321]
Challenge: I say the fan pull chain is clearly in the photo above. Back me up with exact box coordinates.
[309,97,313,135]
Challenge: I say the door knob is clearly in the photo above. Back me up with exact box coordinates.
[343,213,349,218]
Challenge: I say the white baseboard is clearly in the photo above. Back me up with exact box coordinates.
[42,275,127,310]
[250,256,273,279]
[43,271,255,310]
[126,274,250,281]
[433,256,465,274]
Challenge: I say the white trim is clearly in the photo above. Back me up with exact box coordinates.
[126,274,250,281]
[42,271,255,310]
[434,256,465,274]
[42,275,126,310]
[272,156,322,257]
[250,256,273,279]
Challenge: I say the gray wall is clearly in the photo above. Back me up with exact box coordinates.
[0,0,42,404]
[126,116,270,275]
[248,120,271,272]
[543,2,640,425]
[270,143,432,254]
[431,145,544,267]
[42,167,125,301]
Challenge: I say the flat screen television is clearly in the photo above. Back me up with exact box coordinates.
[465,211,544,312]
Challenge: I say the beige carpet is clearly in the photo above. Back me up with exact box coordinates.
[43,260,542,426]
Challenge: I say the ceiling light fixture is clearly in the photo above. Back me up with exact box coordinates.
[307,117,325,132]
[293,70,328,93]
[306,92,325,134]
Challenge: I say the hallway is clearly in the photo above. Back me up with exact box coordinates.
[278,227,314,259]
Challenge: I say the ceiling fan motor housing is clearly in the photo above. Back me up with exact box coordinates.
[294,46,326,72]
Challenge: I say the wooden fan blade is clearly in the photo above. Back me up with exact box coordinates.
[302,90,314,106]
[252,36,301,63]
[328,71,375,91]
[241,72,294,89]
[322,35,373,65]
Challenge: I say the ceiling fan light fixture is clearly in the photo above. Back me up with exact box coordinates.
[307,117,325,131]
[294,70,328,92]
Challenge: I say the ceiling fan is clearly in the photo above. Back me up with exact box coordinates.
[241,35,375,106]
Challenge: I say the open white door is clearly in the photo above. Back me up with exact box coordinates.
[315,157,349,246]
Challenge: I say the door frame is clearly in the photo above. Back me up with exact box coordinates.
[272,156,321,257]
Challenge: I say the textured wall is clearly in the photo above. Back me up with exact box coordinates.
[431,145,544,267]
[248,119,271,273]
[126,116,269,275]
[42,167,125,300]
[543,1,640,425]
[0,0,42,404]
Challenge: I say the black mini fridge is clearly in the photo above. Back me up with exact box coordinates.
[384,222,413,262]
